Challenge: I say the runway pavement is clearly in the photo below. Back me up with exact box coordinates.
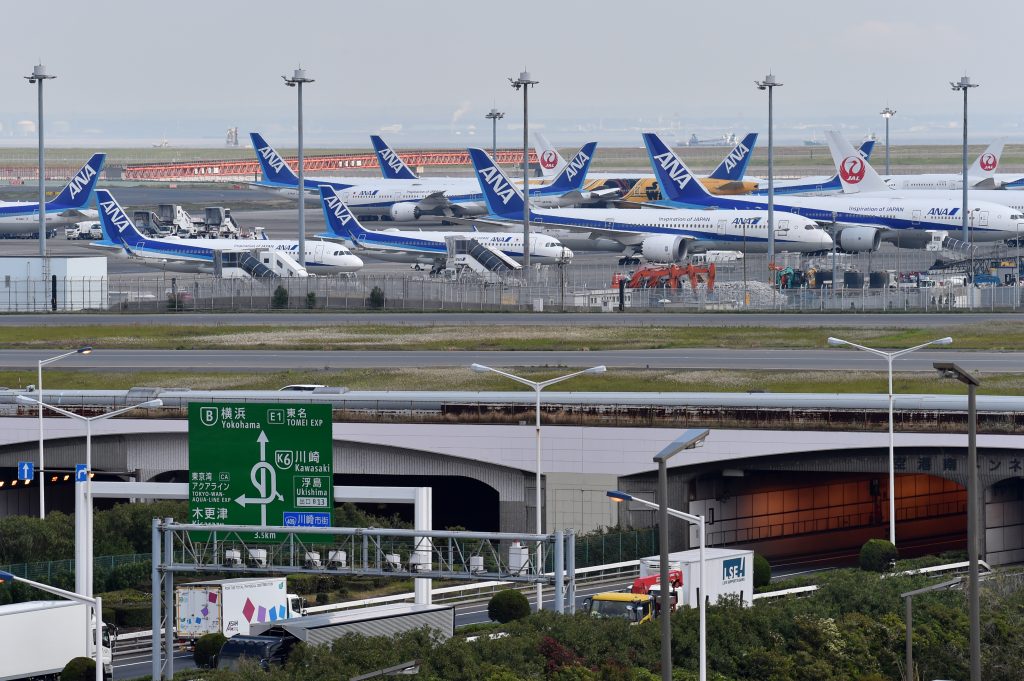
[0,348,1016,372]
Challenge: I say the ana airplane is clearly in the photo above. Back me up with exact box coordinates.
[92,190,363,275]
[250,132,599,220]
[0,154,105,230]
[823,131,1024,217]
[466,147,832,260]
[317,185,571,265]
[642,132,1021,251]
[748,140,875,196]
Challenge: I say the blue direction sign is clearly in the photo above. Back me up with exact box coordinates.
[17,462,34,481]
[75,464,88,482]
[283,511,331,528]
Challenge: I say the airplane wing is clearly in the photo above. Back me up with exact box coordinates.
[415,191,454,212]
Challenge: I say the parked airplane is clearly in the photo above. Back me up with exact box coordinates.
[642,132,1021,251]
[317,185,570,265]
[466,147,832,260]
[876,139,1017,190]
[823,131,1024,216]
[250,133,599,219]
[93,189,363,274]
[0,154,105,230]
[748,140,875,196]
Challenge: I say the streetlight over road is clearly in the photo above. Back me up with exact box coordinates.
[471,363,604,610]
[35,346,92,518]
[827,336,952,545]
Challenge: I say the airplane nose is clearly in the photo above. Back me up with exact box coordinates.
[561,248,574,260]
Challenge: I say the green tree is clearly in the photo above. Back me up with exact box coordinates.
[859,539,898,572]
[272,285,289,309]
[60,657,95,681]
[487,589,530,624]
[753,553,772,588]
[194,632,227,668]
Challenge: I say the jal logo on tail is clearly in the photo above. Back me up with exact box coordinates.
[839,156,865,184]
[564,151,590,182]
[258,146,287,174]
[67,165,97,199]
[324,195,354,226]
[478,167,517,205]
[980,153,998,171]
[99,200,133,233]
[540,150,558,170]
[652,152,692,192]
[723,143,751,173]
[378,148,406,174]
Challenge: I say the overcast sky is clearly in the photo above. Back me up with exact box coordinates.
[2,1,1022,147]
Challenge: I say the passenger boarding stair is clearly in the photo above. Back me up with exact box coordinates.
[216,249,309,279]
[444,235,522,276]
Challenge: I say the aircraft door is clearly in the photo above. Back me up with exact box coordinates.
[978,211,989,226]
[912,210,922,225]
[313,242,325,262]
[717,220,727,235]
[776,220,789,237]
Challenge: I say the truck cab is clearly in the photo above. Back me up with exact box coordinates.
[583,593,656,624]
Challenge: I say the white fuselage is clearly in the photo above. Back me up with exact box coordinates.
[116,237,363,274]
[339,228,570,264]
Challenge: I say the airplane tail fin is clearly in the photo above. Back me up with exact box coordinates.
[824,130,890,193]
[542,142,597,193]
[249,132,299,186]
[370,135,418,180]
[969,138,1006,177]
[467,148,526,219]
[47,154,106,210]
[95,189,147,248]
[707,133,758,181]
[641,132,715,205]
[319,185,372,241]
[858,139,876,163]
[534,132,568,179]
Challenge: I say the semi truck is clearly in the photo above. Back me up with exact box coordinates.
[0,600,113,681]
[584,570,683,624]
[175,577,306,644]
[639,548,755,608]
[216,603,455,671]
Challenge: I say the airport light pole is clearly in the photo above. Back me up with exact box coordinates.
[284,68,315,267]
[951,76,978,246]
[608,478,709,681]
[827,337,952,545]
[471,363,605,610]
[17,396,162,598]
[933,362,981,681]
[35,346,92,518]
[485,108,505,160]
[0,570,104,681]
[25,64,56,258]
[755,74,782,273]
[880,106,896,175]
[510,72,538,271]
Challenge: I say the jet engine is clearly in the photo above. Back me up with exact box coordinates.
[641,235,689,262]
[838,226,881,252]
[389,203,421,221]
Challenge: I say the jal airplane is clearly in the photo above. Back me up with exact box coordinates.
[642,132,1021,251]
[875,138,1020,190]
[250,133,598,220]
[317,185,570,265]
[748,140,875,196]
[466,147,832,260]
[0,154,105,231]
[92,190,363,275]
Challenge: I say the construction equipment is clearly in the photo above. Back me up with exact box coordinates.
[611,263,716,292]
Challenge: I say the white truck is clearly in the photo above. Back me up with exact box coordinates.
[64,221,102,240]
[640,548,755,608]
[175,577,306,644]
[0,600,113,681]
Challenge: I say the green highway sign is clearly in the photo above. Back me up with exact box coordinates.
[188,403,334,542]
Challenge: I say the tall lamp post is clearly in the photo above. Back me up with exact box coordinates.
[608,473,709,681]
[36,346,92,518]
[25,64,56,258]
[933,362,981,681]
[485,108,505,160]
[509,72,538,271]
[880,106,896,175]
[471,363,605,609]
[18,396,163,597]
[0,570,104,681]
[755,74,782,273]
[951,76,978,246]
[827,337,952,545]
[283,68,315,267]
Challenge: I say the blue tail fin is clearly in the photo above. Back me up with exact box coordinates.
[858,139,875,162]
[370,136,418,180]
[467,148,526,219]
[95,189,146,249]
[249,132,299,186]
[642,133,715,206]
[541,142,597,193]
[319,186,372,241]
[707,133,757,181]
[47,154,106,210]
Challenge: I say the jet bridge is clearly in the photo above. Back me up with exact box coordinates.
[444,235,522,277]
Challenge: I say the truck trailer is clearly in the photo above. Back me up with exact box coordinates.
[175,577,305,643]
[640,548,755,608]
[0,601,112,681]
[216,603,455,671]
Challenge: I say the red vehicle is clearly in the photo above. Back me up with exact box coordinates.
[632,570,683,614]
